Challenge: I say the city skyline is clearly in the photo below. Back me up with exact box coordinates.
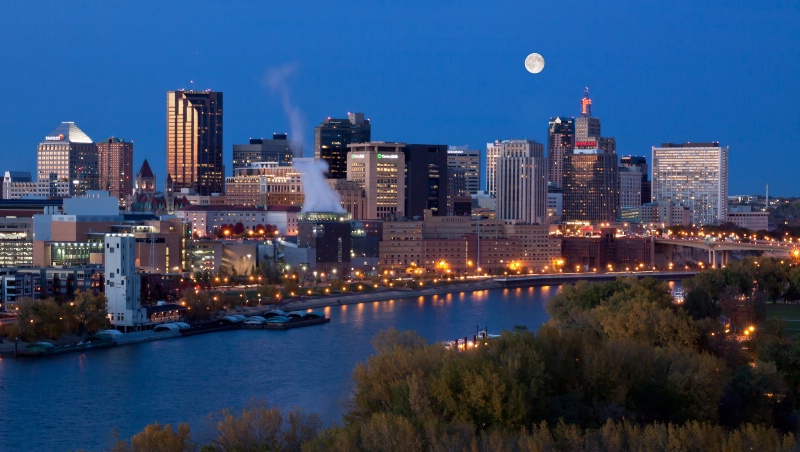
[1,2,798,196]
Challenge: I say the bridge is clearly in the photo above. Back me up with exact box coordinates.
[654,237,798,268]
[494,270,698,288]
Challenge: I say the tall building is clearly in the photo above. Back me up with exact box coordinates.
[232,134,293,173]
[652,142,729,226]
[563,147,619,223]
[37,122,98,196]
[547,117,574,189]
[347,143,405,220]
[618,166,643,208]
[166,90,224,196]
[97,137,133,206]
[314,113,371,179]
[496,140,548,225]
[104,234,142,331]
[575,87,600,140]
[447,146,481,194]
[402,144,449,218]
[485,141,503,196]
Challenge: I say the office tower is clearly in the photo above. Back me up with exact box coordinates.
[37,122,98,196]
[576,87,600,140]
[166,90,224,196]
[619,166,643,208]
[314,112,371,179]
[104,234,142,331]
[547,117,575,189]
[347,143,405,220]
[402,144,449,218]
[620,155,650,204]
[97,137,133,205]
[652,142,729,226]
[232,134,293,172]
[496,140,548,225]
[486,141,502,196]
[447,146,481,195]
[563,147,619,223]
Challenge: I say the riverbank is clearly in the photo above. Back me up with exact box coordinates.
[276,278,502,311]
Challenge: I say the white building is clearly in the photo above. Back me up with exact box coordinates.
[652,142,728,226]
[619,166,643,208]
[175,205,271,237]
[104,234,144,331]
[495,140,548,225]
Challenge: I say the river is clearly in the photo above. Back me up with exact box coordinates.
[0,283,675,451]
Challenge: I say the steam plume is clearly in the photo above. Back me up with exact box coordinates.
[264,65,345,214]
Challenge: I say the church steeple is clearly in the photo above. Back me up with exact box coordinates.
[135,159,156,194]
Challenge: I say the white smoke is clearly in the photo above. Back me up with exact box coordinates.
[264,65,346,214]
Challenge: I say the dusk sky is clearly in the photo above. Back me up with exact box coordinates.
[1,1,798,195]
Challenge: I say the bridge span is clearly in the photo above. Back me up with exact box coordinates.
[654,238,797,268]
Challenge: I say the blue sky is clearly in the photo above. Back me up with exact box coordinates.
[1,1,798,195]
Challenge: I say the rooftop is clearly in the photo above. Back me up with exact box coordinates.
[40,122,93,145]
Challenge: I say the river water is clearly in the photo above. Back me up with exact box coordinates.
[1,285,563,451]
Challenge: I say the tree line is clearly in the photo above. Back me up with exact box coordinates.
[107,271,800,451]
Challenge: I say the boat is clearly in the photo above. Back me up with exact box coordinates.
[443,325,500,351]
[15,336,116,358]
[673,291,685,304]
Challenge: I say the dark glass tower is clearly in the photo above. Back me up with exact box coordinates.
[402,144,449,218]
[547,116,575,189]
[166,90,224,196]
[563,149,619,223]
[314,112,371,179]
[620,155,650,204]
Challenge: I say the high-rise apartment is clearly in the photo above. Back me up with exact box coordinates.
[314,113,371,179]
[97,137,133,206]
[37,122,98,196]
[652,142,729,226]
[447,146,481,195]
[547,116,574,189]
[166,90,224,196]
[347,143,405,220]
[496,140,548,225]
[563,147,619,223]
[232,134,293,173]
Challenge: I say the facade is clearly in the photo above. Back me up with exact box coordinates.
[728,211,769,231]
[563,148,619,223]
[232,134,293,172]
[346,143,405,220]
[640,201,691,227]
[37,122,98,196]
[3,171,70,199]
[619,165,643,208]
[97,137,134,206]
[495,140,548,225]
[547,116,575,189]
[166,90,224,195]
[314,113,371,179]
[297,213,352,273]
[402,144,449,218]
[446,146,481,195]
[175,205,270,237]
[620,155,650,204]
[561,231,655,270]
[0,217,33,267]
[651,142,729,226]
[485,141,501,196]
[224,162,304,207]
[105,234,144,331]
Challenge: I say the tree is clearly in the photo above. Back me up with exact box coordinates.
[68,291,110,336]
[683,288,720,320]
[206,401,320,451]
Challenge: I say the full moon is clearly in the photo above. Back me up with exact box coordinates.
[524,53,545,74]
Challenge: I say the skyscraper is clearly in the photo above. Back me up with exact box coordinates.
[347,142,405,220]
[652,142,729,226]
[166,90,224,196]
[314,113,371,179]
[563,147,619,223]
[496,140,548,225]
[232,134,293,172]
[575,87,600,140]
[446,146,481,195]
[97,137,133,205]
[37,122,98,196]
[402,144,449,218]
[620,155,650,204]
[547,117,574,189]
